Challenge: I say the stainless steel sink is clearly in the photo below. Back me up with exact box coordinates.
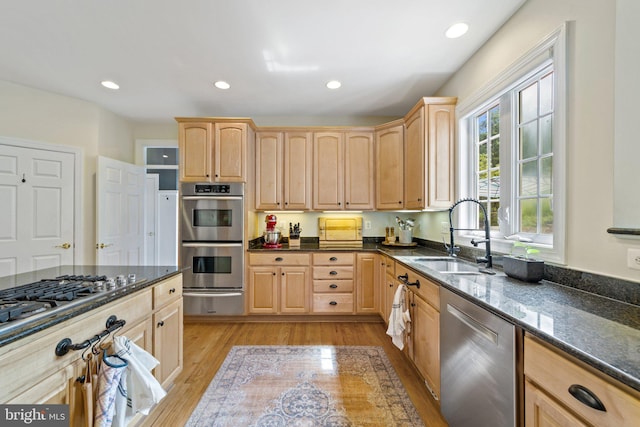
[402,256,482,274]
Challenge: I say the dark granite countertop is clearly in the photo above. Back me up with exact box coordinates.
[0,265,181,347]
[251,242,640,393]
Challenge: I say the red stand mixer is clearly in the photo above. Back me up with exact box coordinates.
[263,214,282,248]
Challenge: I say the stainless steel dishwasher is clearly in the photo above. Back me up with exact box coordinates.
[440,288,517,427]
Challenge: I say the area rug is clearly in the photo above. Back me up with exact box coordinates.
[186,345,424,426]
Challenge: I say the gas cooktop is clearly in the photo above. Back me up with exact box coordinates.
[0,274,145,334]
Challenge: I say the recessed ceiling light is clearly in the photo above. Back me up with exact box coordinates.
[326,80,342,89]
[445,23,469,39]
[214,81,231,90]
[101,80,120,90]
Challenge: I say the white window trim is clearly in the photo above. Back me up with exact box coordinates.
[456,23,568,265]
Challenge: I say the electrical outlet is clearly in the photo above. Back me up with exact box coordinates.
[364,221,372,230]
[627,248,640,271]
[441,221,449,234]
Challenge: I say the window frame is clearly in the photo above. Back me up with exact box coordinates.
[455,24,567,264]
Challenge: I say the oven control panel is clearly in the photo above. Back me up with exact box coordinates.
[195,184,230,194]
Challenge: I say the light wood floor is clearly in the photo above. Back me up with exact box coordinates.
[140,320,449,427]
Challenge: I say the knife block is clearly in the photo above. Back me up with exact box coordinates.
[288,236,301,248]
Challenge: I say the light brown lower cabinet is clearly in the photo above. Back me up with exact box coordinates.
[0,274,183,427]
[394,264,441,401]
[524,334,640,427]
[356,253,378,313]
[248,253,311,314]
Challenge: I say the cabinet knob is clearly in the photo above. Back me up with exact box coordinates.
[338,202,341,206]
[398,201,402,204]
[329,284,338,289]
[282,272,285,276]
[329,301,338,306]
[285,202,288,205]
[346,201,350,205]
[206,174,209,177]
[329,257,338,261]
[272,272,276,276]
[169,288,176,294]
[418,198,422,201]
[275,257,283,262]
[157,320,165,327]
[215,174,219,178]
[329,271,338,276]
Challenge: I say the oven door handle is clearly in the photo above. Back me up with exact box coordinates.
[181,242,243,248]
[182,196,243,201]
[183,292,243,297]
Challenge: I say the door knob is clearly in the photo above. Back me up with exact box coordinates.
[96,243,113,249]
[55,242,71,249]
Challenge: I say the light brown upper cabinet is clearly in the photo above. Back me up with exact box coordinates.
[177,119,251,183]
[313,131,375,210]
[255,131,313,210]
[284,132,313,210]
[344,132,375,210]
[375,121,404,210]
[313,132,344,210]
[404,97,456,210]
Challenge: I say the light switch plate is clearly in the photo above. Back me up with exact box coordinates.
[627,248,640,270]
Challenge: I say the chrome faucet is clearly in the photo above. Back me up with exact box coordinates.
[447,198,493,268]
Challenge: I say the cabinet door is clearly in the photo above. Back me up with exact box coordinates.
[179,122,212,182]
[153,299,183,388]
[284,132,312,210]
[412,293,440,399]
[255,132,283,210]
[280,266,309,313]
[428,103,455,208]
[313,132,344,210]
[525,381,589,427]
[248,267,278,313]
[344,132,375,210]
[375,125,404,209]
[214,122,247,182]
[356,253,378,313]
[405,107,426,209]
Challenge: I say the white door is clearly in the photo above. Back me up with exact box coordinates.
[96,156,145,265]
[157,190,178,266]
[0,144,75,276]
[144,174,159,265]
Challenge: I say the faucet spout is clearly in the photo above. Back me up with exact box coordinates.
[448,198,493,268]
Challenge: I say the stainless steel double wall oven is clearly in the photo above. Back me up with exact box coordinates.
[180,182,244,315]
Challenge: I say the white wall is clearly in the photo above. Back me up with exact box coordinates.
[0,80,134,265]
[433,0,640,283]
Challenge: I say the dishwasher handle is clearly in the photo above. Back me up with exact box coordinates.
[447,303,498,345]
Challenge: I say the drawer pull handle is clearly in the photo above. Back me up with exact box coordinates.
[329,301,338,306]
[329,284,338,289]
[397,273,408,282]
[169,288,176,293]
[329,271,338,275]
[568,384,607,412]
[157,320,165,327]
[329,257,338,261]
[275,257,283,262]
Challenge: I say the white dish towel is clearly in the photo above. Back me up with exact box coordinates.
[386,284,411,350]
[111,336,167,427]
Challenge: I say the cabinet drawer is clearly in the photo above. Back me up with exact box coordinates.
[385,258,395,276]
[313,279,354,293]
[312,252,354,266]
[524,335,640,427]
[153,274,183,309]
[313,266,353,280]
[312,294,354,313]
[249,252,310,266]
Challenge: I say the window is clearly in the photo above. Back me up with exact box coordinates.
[457,26,566,263]
[145,147,179,190]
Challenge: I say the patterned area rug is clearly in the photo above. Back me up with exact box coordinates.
[186,346,425,426]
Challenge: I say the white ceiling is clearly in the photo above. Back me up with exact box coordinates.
[0,0,526,124]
